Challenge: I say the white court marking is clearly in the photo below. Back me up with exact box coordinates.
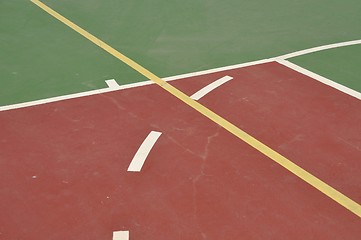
[190,76,233,100]
[277,60,361,100]
[0,39,360,112]
[128,131,162,172]
[113,231,129,240]
[276,39,361,59]
[105,79,120,89]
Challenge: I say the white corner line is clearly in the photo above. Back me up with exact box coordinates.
[190,76,233,100]
[0,59,273,112]
[1,39,360,112]
[113,231,129,240]
[105,79,120,89]
[277,59,361,100]
[128,131,162,172]
[160,39,361,80]
[163,59,273,81]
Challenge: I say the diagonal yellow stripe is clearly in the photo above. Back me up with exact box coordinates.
[31,0,361,218]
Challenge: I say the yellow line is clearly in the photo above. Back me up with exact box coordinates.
[31,0,361,218]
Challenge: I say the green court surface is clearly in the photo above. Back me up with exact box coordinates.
[0,0,143,105]
[290,44,361,92]
[1,0,361,105]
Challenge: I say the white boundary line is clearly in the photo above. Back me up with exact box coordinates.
[127,131,162,172]
[113,231,129,240]
[163,58,273,81]
[190,76,233,100]
[277,60,361,100]
[0,39,360,112]
[277,39,361,59]
[0,87,115,112]
[0,80,165,112]
[0,60,272,112]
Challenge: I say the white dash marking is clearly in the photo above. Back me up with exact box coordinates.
[277,59,361,100]
[190,76,233,100]
[105,79,120,89]
[113,231,129,240]
[128,131,162,172]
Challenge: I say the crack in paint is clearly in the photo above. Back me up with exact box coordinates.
[100,94,148,123]
[191,126,221,239]
[166,135,200,158]
[338,137,361,152]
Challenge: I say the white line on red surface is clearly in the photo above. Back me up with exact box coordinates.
[113,231,129,240]
[128,131,162,172]
[190,76,233,100]
[277,60,361,100]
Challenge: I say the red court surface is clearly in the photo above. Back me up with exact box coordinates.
[0,62,360,239]
[172,62,361,202]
